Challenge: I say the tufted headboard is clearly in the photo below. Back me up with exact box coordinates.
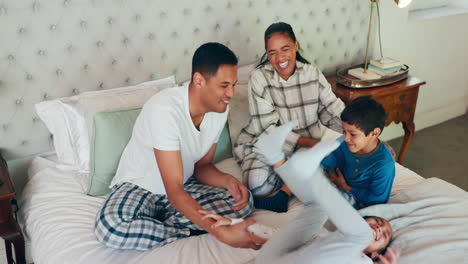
[0,0,370,184]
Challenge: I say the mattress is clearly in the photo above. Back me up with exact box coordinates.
[19,155,468,264]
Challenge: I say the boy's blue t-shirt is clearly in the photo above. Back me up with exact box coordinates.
[321,141,395,207]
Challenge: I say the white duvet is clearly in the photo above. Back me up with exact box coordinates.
[18,156,468,264]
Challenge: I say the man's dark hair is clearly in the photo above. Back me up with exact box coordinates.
[191,42,238,79]
[341,96,387,136]
[257,22,310,68]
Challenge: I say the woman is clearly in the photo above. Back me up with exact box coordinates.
[234,22,345,212]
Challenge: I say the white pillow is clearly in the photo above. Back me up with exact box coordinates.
[226,62,256,146]
[35,76,176,171]
[227,82,251,146]
[237,62,256,83]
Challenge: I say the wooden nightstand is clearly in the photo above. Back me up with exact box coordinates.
[0,153,26,264]
[328,76,426,164]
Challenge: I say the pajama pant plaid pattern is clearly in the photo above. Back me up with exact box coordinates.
[237,147,289,197]
[94,177,254,251]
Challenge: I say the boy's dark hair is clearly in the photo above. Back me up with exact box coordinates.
[191,42,238,79]
[341,96,387,136]
[257,22,310,68]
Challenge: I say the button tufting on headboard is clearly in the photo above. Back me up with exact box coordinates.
[0,0,370,160]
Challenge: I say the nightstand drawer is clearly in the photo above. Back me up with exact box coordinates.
[376,88,419,126]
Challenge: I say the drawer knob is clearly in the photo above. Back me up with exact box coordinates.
[399,93,407,101]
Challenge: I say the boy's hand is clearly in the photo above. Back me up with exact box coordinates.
[327,168,352,191]
[373,247,401,264]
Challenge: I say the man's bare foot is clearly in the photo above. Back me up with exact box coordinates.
[199,210,278,239]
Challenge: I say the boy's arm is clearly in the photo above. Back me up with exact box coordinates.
[327,168,352,192]
[322,145,351,190]
[154,148,265,249]
[194,144,249,212]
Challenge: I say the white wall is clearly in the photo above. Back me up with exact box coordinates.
[375,1,468,141]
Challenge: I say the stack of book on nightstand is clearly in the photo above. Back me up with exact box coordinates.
[367,58,404,77]
[347,57,405,80]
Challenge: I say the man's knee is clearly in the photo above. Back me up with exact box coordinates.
[94,217,119,249]
[94,216,145,250]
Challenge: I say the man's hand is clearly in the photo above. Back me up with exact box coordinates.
[225,176,250,211]
[327,168,352,191]
[211,218,267,250]
[374,247,401,264]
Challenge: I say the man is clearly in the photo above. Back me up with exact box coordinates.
[95,42,266,250]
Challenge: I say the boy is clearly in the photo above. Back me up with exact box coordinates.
[321,96,395,209]
[252,122,400,264]
[201,122,400,263]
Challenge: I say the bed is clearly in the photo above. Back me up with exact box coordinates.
[3,1,468,263]
[18,148,468,264]
[19,78,468,264]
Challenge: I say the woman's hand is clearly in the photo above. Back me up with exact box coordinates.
[382,140,397,160]
[297,136,319,148]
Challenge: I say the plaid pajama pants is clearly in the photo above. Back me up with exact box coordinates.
[94,177,254,251]
[239,150,285,197]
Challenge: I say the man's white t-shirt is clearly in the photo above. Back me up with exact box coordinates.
[111,84,228,195]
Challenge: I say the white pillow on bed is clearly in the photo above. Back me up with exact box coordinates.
[237,61,256,83]
[226,62,256,145]
[35,76,176,171]
[227,82,251,146]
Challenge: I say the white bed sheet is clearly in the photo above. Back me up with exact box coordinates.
[20,155,456,264]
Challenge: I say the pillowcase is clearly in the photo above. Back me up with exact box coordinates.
[227,62,256,146]
[237,62,256,83]
[88,108,141,196]
[227,82,251,146]
[35,76,176,170]
[88,108,232,196]
[35,99,78,166]
[212,124,233,164]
